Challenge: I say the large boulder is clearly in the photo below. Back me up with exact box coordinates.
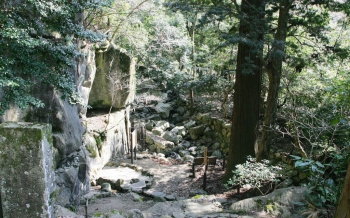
[162,131,179,145]
[230,187,307,217]
[89,43,135,109]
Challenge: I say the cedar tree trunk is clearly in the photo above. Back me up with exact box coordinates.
[256,0,293,161]
[223,0,265,182]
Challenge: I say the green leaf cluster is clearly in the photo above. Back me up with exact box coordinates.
[0,0,107,114]
[290,154,347,208]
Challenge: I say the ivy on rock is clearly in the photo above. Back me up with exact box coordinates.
[0,0,108,114]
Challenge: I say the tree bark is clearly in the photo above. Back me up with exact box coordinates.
[335,161,350,218]
[223,0,265,182]
[256,0,293,161]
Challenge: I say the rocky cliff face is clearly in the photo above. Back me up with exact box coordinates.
[89,43,136,109]
[0,41,136,206]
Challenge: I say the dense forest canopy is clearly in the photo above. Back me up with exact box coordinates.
[1,0,350,216]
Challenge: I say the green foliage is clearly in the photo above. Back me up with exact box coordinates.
[0,0,107,114]
[290,154,347,208]
[67,204,77,212]
[226,156,284,195]
[93,212,103,217]
[88,144,97,158]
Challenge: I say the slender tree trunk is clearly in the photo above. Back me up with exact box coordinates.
[256,0,293,161]
[335,160,350,218]
[223,0,265,182]
[188,14,197,115]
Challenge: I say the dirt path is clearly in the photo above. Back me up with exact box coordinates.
[76,158,230,217]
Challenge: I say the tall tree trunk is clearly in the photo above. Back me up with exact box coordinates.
[187,14,197,115]
[256,0,293,161]
[335,160,350,218]
[223,0,265,182]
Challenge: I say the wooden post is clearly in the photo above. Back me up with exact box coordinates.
[203,147,207,190]
[130,119,135,164]
[134,132,137,160]
[192,163,195,177]
[141,126,145,151]
[85,199,88,218]
[223,154,226,170]
[130,135,133,164]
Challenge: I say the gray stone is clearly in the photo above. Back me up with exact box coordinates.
[181,141,191,148]
[145,120,155,131]
[131,192,143,202]
[162,131,179,144]
[155,120,170,131]
[101,183,112,192]
[55,205,84,218]
[126,209,143,218]
[189,124,207,140]
[189,189,207,196]
[230,187,307,218]
[183,154,194,162]
[156,103,172,118]
[188,146,197,152]
[171,126,186,136]
[142,195,222,218]
[152,127,164,136]
[179,150,190,157]
[172,212,185,218]
[0,123,55,218]
[144,190,167,198]
[146,132,155,145]
[165,195,176,201]
[154,139,174,151]
[184,120,196,129]
[216,197,228,204]
[154,196,167,202]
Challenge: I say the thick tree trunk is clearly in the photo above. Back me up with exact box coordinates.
[223,0,265,182]
[335,161,350,218]
[256,0,292,161]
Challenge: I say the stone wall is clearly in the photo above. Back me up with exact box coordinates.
[0,123,55,218]
[192,113,231,156]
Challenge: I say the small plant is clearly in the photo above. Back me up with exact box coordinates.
[93,212,103,217]
[67,204,77,212]
[88,144,97,158]
[193,195,202,199]
[226,156,284,195]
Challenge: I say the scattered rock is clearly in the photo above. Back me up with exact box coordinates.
[101,183,112,192]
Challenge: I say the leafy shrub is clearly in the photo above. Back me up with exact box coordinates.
[290,154,347,208]
[226,156,284,195]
